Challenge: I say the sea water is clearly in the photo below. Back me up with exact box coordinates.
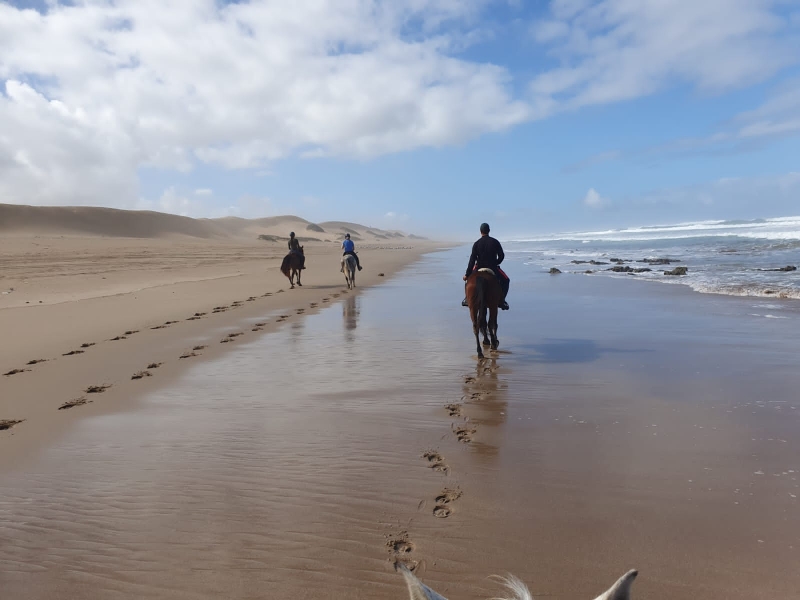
[506,216,800,302]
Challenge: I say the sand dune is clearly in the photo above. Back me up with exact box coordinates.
[0,203,420,242]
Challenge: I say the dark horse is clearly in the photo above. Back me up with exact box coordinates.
[465,268,501,359]
[280,246,304,289]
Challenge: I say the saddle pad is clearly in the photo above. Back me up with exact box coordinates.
[477,267,495,277]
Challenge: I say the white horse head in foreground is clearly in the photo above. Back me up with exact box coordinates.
[397,563,638,600]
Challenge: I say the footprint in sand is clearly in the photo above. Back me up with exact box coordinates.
[254,322,267,327]
[309,303,318,308]
[261,293,272,298]
[251,327,263,332]
[151,325,168,329]
[464,376,476,384]
[422,450,450,474]
[26,359,48,365]
[453,424,477,443]
[3,368,30,377]
[110,336,127,341]
[276,289,285,294]
[296,308,305,314]
[147,362,162,369]
[59,397,90,410]
[63,350,85,356]
[445,403,462,417]
[180,352,198,359]
[124,330,139,336]
[164,321,179,325]
[186,316,202,321]
[247,296,257,302]
[0,419,24,431]
[80,342,95,349]
[131,371,152,380]
[193,345,207,351]
[432,488,462,519]
[85,384,111,394]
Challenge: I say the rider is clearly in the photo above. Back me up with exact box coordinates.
[341,233,362,271]
[288,232,306,269]
[462,222,510,310]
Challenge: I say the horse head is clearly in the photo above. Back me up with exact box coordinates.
[397,563,638,600]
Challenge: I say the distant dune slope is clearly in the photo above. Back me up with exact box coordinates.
[0,204,418,241]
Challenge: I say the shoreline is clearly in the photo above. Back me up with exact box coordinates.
[0,238,448,470]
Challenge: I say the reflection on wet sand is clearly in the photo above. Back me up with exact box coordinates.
[343,294,359,341]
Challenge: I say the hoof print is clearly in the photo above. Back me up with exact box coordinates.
[85,384,110,394]
[59,397,90,410]
[3,368,30,376]
[131,371,152,380]
[147,362,162,369]
[26,359,48,365]
[80,342,95,349]
[0,419,24,430]
[63,350,85,356]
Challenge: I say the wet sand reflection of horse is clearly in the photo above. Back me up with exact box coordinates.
[465,268,501,359]
[280,247,304,289]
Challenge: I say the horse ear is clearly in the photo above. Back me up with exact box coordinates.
[396,563,449,600]
[592,570,638,600]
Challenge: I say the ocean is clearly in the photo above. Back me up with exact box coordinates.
[506,216,800,303]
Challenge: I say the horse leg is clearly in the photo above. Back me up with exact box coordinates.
[471,310,483,359]
[296,265,302,286]
[489,306,499,350]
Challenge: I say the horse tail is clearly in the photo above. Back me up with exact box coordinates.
[476,273,487,322]
[280,254,291,277]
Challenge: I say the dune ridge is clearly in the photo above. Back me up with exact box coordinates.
[0,203,424,242]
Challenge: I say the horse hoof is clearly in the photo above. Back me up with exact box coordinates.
[482,340,491,347]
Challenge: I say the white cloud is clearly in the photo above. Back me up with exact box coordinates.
[529,0,800,117]
[583,187,607,208]
[194,188,213,196]
[0,0,528,209]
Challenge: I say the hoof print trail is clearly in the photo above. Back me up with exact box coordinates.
[445,403,462,417]
[386,533,415,555]
[80,342,95,349]
[147,362,162,369]
[110,336,127,341]
[453,424,476,443]
[432,488,462,519]
[85,384,110,394]
[0,419,24,430]
[131,371,152,380]
[247,296,257,302]
[124,330,139,335]
[26,359,47,365]
[63,350,85,356]
[422,450,450,474]
[164,321,179,325]
[59,397,90,410]
[193,345,207,351]
[151,325,167,329]
[3,368,30,377]
[180,352,198,359]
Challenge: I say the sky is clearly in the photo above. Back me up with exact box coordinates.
[1,0,800,239]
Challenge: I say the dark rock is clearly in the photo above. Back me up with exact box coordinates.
[584,270,594,274]
[608,266,634,272]
[664,266,688,276]
[549,268,562,274]
[633,268,652,273]
[639,258,678,265]
[610,258,626,263]
[570,260,588,264]
[759,265,797,272]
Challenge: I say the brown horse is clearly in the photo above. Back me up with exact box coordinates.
[465,268,501,359]
[280,247,304,289]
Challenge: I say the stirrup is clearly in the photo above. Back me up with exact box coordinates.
[461,298,468,307]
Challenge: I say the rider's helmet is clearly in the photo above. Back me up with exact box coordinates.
[480,223,490,234]
[345,233,350,239]
[289,232,295,237]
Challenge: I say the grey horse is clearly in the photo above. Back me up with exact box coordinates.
[397,563,638,600]
[341,254,357,289]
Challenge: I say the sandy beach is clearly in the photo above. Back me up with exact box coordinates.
[2,217,799,599]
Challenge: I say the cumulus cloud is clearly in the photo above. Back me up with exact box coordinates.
[0,0,528,208]
[583,187,607,208]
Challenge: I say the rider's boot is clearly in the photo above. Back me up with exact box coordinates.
[500,298,509,310]
[461,297,468,307]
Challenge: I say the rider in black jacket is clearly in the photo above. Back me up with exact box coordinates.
[462,223,509,310]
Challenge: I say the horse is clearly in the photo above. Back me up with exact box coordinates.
[280,246,304,289]
[397,562,638,600]
[341,254,357,289]
[465,268,501,359]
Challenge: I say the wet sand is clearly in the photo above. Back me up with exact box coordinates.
[1,248,799,599]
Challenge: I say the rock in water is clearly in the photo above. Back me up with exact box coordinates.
[549,268,562,274]
[664,266,688,276]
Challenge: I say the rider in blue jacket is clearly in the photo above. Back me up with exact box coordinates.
[341,233,362,271]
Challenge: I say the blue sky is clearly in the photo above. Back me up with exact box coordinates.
[1,1,800,239]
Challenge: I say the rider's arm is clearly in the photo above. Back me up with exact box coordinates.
[465,242,478,277]
[496,239,505,265]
